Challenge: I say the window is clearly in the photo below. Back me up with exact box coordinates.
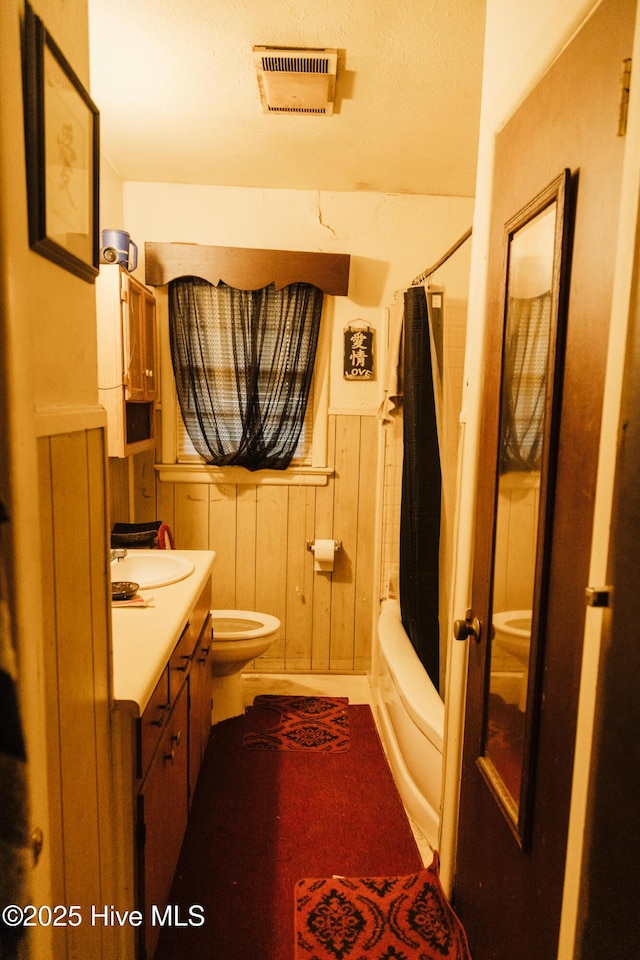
[169,278,323,472]
[176,382,314,465]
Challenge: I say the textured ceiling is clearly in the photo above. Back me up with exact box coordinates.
[88,0,486,197]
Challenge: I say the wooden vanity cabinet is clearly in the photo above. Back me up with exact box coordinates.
[138,683,189,959]
[132,577,212,959]
[96,265,158,457]
[138,667,170,776]
[189,628,212,803]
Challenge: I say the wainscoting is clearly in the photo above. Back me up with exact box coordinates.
[38,426,118,959]
[111,414,379,672]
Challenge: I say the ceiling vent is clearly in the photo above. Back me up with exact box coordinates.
[253,46,338,116]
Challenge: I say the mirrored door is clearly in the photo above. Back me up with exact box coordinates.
[479,171,571,841]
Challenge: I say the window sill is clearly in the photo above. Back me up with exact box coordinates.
[154,462,332,486]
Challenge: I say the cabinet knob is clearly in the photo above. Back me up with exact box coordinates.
[176,655,191,673]
[164,747,175,765]
[172,731,182,747]
[150,703,169,727]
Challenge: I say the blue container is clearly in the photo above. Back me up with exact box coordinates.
[100,229,138,272]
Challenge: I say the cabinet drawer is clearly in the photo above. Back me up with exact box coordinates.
[138,666,170,778]
[169,623,194,703]
[190,576,211,643]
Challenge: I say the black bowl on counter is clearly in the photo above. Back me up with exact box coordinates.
[111,581,140,601]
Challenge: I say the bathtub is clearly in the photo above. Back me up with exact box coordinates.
[373,598,444,849]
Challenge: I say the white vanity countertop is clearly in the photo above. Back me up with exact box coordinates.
[111,550,216,712]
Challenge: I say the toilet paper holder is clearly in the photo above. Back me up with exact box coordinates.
[306,539,342,553]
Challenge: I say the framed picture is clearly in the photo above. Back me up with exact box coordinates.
[22,2,100,283]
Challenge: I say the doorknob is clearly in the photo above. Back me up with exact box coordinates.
[453,609,481,643]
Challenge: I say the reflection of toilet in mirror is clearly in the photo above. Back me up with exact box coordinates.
[493,610,532,711]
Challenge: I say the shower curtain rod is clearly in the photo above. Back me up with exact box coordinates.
[411,226,472,286]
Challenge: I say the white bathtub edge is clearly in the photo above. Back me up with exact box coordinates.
[374,698,440,852]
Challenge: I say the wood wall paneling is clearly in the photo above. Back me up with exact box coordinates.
[236,485,258,609]
[311,416,337,670]
[284,485,316,670]
[37,439,67,956]
[111,414,377,674]
[156,474,176,541]
[209,483,238,607]
[38,428,115,959]
[109,455,131,525]
[254,485,289,666]
[133,447,158,522]
[85,428,118,916]
[354,416,378,669]
[174,482,209,549]
[330,415,362,670]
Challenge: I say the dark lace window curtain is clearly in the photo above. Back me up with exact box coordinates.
[169,277,323,471]
[500,291,551,472]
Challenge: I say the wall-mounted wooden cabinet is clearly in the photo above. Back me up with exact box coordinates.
[96,265,158,457]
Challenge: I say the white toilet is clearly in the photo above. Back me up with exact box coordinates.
[209,609,280,723]
[492,610,532,710]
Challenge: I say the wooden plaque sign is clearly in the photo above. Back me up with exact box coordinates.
[343,322,375,380]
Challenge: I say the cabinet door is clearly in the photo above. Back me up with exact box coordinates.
[123,275,145,401]
[189,618,212,804]
[142,290,158,401]
[124,274,156,402]
[138,682,189,958]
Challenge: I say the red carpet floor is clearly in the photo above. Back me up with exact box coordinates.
[154,701,423,960]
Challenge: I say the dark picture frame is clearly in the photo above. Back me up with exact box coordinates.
[22,2,100,283]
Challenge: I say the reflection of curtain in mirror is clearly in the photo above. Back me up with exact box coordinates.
[399,285,442,688]
[501,292,551,472]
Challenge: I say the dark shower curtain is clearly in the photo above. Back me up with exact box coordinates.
[399,285,442,689]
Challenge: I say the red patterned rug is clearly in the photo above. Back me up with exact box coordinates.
[295,852,472,960]
[242,695,350,752]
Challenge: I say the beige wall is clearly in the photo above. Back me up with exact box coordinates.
[122,182,474,414]
[0,2,116,956]
[99,155,125,234]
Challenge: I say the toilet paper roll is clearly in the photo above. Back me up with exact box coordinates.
[313,539,335,572]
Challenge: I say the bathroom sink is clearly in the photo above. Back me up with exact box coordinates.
[110,550,195,589]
